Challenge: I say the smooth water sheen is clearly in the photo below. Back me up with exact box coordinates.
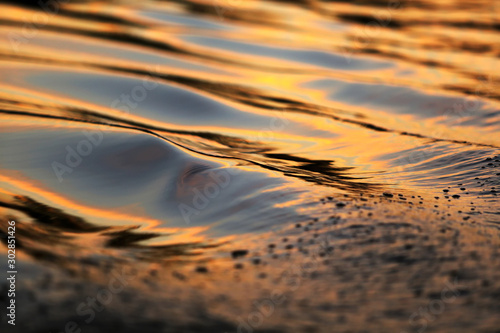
[0,1,499,332]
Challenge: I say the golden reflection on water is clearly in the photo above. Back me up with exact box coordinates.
[0,0,499,231]
[0,3,499,327]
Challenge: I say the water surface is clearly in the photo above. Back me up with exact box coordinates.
[0,1,499,332]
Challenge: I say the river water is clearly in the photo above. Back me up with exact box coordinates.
[0,0,499,332]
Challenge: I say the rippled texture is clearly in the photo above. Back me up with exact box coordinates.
[0,1,499,332]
